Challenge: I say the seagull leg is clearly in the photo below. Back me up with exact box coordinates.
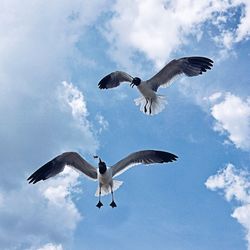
[96,185,103,209]
[144,99,148,113]
[149,99,152,115]
[110,187,117,208]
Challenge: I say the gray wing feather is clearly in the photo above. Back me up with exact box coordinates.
[98,71,133,89]
[27,152,97,184]
[111,150,178,178]
[147,56,214,91]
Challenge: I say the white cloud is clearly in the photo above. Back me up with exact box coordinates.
[214,31,234,50]
[203,92,223,103]
[205,164,250,202]
[57,81,99,153]
[205,164,250,249]
[0,1,107,249]
[59,81,89,119]
[41,166,81,209]
[0,0,104,159]
[210,92,250,151]
[58,81,89,120]
[0,1,109,94]
[104,0,250,69]
[37,243,63,250]
[235,3,250,43]
[95,114,109,133]
[0,168,81,249]
[212,1,250,52]
[232,204,250,250]
[209,92,222,102]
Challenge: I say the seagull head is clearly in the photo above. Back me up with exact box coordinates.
[130,77,141,88]
[97,157,107,174]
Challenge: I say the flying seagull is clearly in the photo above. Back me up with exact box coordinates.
[98,56,213,115]
[27,150,178,208]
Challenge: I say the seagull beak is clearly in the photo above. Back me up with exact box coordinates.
[130,83,134,88]
[94,155,101,163]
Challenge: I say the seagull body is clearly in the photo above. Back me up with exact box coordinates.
[98,56,214,115]
[137,82,156,100]
[27,150,178,208]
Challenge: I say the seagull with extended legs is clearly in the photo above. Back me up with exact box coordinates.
[27,150,178,208]
[98,56,213,115]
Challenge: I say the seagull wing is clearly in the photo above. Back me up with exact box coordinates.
[111,150,178,178]
[27,152,97,184]
[98,71,133,89]
[146,56,214,91]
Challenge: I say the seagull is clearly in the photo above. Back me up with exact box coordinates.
[27,150,178,208]
[98,56,213,115]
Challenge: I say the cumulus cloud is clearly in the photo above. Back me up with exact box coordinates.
[209,92,250,151]
[0,0,105,173]
[0,0,109,94]
[0,1,107,249]
[205,164,250,249]
[104,0,250,69]
[0,167,81,249]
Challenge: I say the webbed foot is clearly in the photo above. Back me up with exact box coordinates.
[96,201,103,209]
[110,201,117,208]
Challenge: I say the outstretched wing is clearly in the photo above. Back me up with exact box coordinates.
[111,150,178,178]
[98,71,133,89]
[27,152,97,184]
[147,56,213,91]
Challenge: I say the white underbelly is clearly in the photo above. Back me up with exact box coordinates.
[98,168,112,186]
[137,83,156,99]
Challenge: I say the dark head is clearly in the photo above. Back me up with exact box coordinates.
[130,77,141,88]
[98,158,107,174]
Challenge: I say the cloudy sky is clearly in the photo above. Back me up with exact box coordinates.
[0,0,250,249]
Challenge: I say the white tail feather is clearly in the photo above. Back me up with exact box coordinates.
[95,180,123,197]
[134,95,167,115]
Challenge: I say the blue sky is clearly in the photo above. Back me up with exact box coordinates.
[0,1,250,250]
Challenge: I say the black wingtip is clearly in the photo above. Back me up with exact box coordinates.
[27,175,34,184]
[27,160,56,184]
[98,74,111,89]
[188,56,214,64]
[27,175,42,184]
[156,151,178,163]
[170,153,178,162]
[185,56,214,75]
[27,171,41,184]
